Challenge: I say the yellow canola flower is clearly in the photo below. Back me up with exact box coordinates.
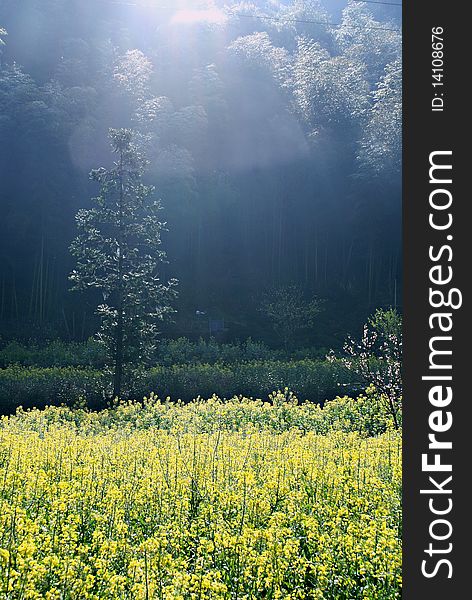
[0,399,401,599]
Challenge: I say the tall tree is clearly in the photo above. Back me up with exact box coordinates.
[70,129,177,398]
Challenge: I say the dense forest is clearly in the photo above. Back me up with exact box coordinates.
[0,0,401,349]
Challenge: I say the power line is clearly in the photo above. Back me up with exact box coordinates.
[354,1,402,6]
[231,12,401,33]
[95,1,402,33]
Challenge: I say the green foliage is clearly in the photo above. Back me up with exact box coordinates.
[292,36,369,135]
[70,128,177,397]
[157,337,275,366]
[0,366,108,413]
[114,49,153,107]
[259,285,323,349]
[335,2,401,85]
[0,338,106,368]
[369,306,402,338]
[140,358,356,405]
[359,58,402,177]
[0,358,360,413]
[0,336,329,369]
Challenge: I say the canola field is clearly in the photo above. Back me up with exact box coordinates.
[0,396,401,600]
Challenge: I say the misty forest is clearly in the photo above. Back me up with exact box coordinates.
[0,1,403,598]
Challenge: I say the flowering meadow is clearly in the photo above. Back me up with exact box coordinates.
[0,393,401,599]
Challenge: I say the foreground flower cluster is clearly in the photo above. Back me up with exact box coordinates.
[0,395,401,599]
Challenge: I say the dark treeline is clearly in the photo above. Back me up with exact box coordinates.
[0,0,401,349]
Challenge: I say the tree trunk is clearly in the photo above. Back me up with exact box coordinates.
[113,306,124,399]
[113,149,125,400]
[388,394,400,430]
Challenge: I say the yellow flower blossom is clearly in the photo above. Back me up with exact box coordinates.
[0,398,401,599]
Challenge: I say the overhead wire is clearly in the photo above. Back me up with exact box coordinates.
[93,0,402,33]
[352,1,401,6]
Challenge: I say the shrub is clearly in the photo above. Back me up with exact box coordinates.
[0,339,107,368]
[137,358,359,404]
[0,359,361,413]
[338,308,402,429]
[0,366,108,413]
[0,336,331,372]
[156,337,277,366]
